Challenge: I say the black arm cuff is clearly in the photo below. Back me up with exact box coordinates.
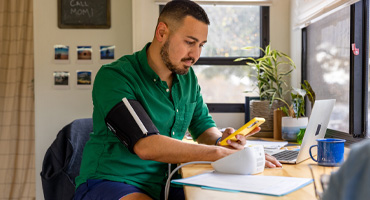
[105,98,159,154]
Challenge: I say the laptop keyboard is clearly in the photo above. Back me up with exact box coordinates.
[272,150,299,161]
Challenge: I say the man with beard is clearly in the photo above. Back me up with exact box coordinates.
[74,1,281,200]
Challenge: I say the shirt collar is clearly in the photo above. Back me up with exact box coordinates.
[138,42,181,84]
[138,43,160,83]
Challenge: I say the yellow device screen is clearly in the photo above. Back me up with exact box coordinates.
[219,117,265,146]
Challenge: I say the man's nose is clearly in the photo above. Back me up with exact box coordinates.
[189,46,201,60]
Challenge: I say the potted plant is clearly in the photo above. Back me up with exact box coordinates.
[278,80,316,142]
[236,44,296,137]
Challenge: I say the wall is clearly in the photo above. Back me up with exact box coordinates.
[290,0,303,88]
[132,0,159,52]
[34,0,292,199]
[270,0,291,59]
[269,0,294,101]
[33,0,132,199]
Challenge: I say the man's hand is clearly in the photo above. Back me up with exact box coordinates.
[218,127,282,168]
[218,127,261,150]
[265,153,282,168]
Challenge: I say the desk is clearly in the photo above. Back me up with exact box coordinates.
[180,138,346,200]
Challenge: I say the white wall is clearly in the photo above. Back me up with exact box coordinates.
[33,0,132,199]
[269,0,295,99]
[132,0,159,52]
[34,0,293,199]
[270,0,291,59]
[212,113,246,129]
[290,0,303,88]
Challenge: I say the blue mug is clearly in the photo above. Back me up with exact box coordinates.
[309,138,346,166]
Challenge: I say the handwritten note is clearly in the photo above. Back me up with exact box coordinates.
[58,0,110,28]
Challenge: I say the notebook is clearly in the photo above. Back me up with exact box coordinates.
[271,99,336,164]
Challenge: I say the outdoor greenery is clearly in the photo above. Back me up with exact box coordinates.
[197,5,261,80]
[201,5,260,57]
[192,5,262,103]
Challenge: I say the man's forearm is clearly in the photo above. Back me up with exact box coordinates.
[133,134,235,163]
[196,127,222,145]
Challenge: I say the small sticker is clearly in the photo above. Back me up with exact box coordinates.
[352,43,359,55]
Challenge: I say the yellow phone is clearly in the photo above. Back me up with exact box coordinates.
[219,117,265,146]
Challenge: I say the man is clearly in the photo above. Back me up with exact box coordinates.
[74,1,281,200]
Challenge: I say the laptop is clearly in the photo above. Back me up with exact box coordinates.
[271,99,336,164]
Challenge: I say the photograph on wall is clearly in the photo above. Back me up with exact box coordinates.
[53,71,70,89]
[76,70,92,89]
[54,45,70,64]
[100,45,115,60]
[76,46,93,64]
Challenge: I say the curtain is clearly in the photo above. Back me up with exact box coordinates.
[0,0,35,199]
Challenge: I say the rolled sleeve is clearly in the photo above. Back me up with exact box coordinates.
[188,84,216,140]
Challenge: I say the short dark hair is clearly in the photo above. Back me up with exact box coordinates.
[158,0,210,31]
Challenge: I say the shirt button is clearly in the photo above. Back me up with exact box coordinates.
[176,109,179,112]
[153,79,156,82]
[172,132,175,135]
[166,89,170,92]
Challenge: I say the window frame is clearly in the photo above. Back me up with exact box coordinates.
[196,6,270,66]
[301,0,369,142]
[197,6,270,113]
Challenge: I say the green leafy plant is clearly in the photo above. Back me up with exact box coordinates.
[297,128,306,144]
[235,44,296,106]
[279,80,316,119]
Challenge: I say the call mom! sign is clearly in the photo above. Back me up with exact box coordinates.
[58,0,111,29]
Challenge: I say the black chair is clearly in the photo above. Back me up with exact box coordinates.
[40,118,93,200]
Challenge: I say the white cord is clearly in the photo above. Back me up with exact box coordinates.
[164,161,212,200]
[168,163,171,178]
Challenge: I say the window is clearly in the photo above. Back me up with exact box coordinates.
[193,65,257,103]
[302,0,369,141]
[305,6,351,133]
[194,5,269,105]
[199,5,261,58]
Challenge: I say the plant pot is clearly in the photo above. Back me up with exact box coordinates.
[249,100,285,137]
[281,117,308,142]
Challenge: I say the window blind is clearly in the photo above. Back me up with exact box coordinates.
[295,0,359,28]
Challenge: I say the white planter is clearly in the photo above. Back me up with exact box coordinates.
[281,117,308,142]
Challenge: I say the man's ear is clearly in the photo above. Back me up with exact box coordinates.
[155,22,169,43]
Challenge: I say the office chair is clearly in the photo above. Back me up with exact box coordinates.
[40,118,93,200]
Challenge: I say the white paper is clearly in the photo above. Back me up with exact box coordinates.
[172,172,312,196]
[246,140,288,149]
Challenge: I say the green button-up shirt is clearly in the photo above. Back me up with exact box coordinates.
[75,43,216,200]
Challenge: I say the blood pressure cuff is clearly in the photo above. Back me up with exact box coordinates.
[105,98,159,154]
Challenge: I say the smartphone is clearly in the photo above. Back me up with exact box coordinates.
[219,117,265,146]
